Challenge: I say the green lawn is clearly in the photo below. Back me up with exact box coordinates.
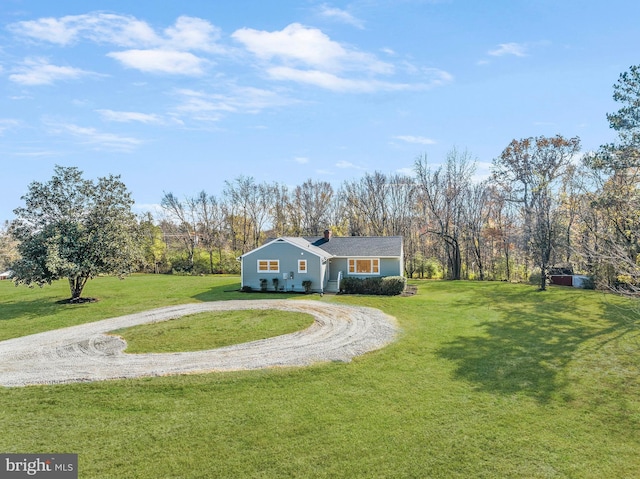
[112,309,315,353]
[0,275,639,478]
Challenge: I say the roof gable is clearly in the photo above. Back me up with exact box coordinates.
[241,237,330,259]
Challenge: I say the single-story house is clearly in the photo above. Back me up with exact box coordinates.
[0,271,12,280]
[239,230,403,293]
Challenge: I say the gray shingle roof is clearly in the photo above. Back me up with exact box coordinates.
[302,236,403,257]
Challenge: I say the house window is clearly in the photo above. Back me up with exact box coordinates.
[348,258,380,275]
[298,259,307,273]
[257,260,279,272]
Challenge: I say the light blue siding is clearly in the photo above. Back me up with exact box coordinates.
[241,241,326,292]
[328,257,402,280]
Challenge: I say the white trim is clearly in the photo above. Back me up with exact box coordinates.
[257,259,280,273]
[348,258,380,275]
[242,237,330,261]
[298,259,307,274]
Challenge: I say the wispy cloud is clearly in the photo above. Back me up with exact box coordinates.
[96,109,164,124]
[336,160,366,170]
[47,121,143,151]
[318,4,365,29]
[9,57,97,85]
[0,119,21,134]
[9,13,222,51]
[393,135,437,145]
[107,49,207,75]
[294,157,310,164]
[172,86,296,122]
[488,42,528,57]
[9,13,224,77]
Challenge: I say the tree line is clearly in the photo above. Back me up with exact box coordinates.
[1,65,639,300]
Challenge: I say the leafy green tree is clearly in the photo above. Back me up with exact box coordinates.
[10,165,140,301]
[583,65,640,295]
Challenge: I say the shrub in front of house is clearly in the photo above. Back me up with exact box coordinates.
[340,276,406,295]
[381,276,406,295]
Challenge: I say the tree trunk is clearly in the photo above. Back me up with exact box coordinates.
[68,275,88,300]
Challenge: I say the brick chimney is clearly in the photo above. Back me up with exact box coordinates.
[323,229,332,241]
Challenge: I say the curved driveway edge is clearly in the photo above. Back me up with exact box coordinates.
[0,300,398,387]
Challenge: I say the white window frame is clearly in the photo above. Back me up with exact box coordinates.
[298,259,307,274]
[348,258,380,275]
[257,259,280,273]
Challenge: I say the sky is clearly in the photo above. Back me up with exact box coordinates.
[1,0,639,223]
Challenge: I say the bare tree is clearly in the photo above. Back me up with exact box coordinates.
[341,172,390,236]
[223,176,276,251]
[462,180,492,280]
[415,149,475,280]
[292,179,334,235]
[270,183,293,237]
[193,191,225,274]
[493,135,581,290]
[161,192,199,270]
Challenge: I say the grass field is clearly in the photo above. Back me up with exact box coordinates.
[0,275,639,478]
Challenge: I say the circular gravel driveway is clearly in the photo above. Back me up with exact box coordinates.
[0,300,398,387]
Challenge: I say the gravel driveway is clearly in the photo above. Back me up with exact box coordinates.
[0,300,398,387]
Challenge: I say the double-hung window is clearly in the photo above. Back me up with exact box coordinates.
[348,258,380,275]
[257,260,279,272]
[298,259,307,273]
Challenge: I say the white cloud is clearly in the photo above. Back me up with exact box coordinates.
[0,119,21,134]
[336,160,366,170]
[162,16,223,53]
[294,157,309,164]
[172,86,295,122]
[9,13,159,47]
[107,49,206,75]
[267,66,450,93]
[232,23,392,74]
[9,57,96,85]
[232,23,452,93]
[267,66,375,92]
[96,110,163,124]
[9,14,223,77]
[9,13,221,51]
[488,42,528,57]
[393,135,437,145]
[47,122,143,151]
[318,5,365,29]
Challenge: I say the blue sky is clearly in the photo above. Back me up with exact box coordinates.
[1,0,639,223]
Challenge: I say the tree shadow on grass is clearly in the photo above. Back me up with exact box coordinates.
[0,297,75,322]
[436,285,637,403]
